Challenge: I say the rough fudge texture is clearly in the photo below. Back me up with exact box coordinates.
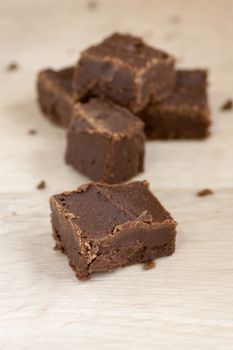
[65,98,145,183]
[37,67,74,128]
[50,181,177,280]
[73,33,175,113]
[139,69,211,139]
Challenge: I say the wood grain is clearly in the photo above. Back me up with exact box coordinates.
[0,0,233,349]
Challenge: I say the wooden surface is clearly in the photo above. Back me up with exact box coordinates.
[0,0,233,349]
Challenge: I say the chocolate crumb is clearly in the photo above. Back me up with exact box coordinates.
[6,62,19,71]
[143,260,156,270]
[221,99,232,111]
[12,211,17,216]
[37,180,46,190]
[28,129,37,135]
[87,0,98,10]
[197,189,213,197]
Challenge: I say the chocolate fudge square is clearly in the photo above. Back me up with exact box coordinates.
[73,33,175,113]
[65,98,145,183]
[37,67,74,128]
[139,69,211,139]
[50,181,177,280]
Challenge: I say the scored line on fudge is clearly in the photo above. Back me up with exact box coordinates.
[50,180,177,280]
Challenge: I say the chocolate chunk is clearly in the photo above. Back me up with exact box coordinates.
[37,180,46,190]
[50,181,177,280]
[139,69,211,139]
[73,33,175,113]
[6,62,19,71]
[65,98,145,183]
[197,188,213,197]
[220,99,232,111]
[37,67,74,128]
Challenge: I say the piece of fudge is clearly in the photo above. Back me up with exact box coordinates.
[50,181,177,280]
[65,98,145,183]
[73,33,175,113]
[139,69,211,139]
[37,67,74,128]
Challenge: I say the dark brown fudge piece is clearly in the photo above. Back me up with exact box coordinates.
[65,98,145,183]
[50,181,177,280]
[73,33,175,113]
[139,69,211,139]
[37,67,74,128]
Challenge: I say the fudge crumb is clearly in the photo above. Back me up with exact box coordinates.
[37,180,46,190]
[220,99,232,111]
[87,0,98,10]
[28,129,37,135]
[143,260,156,270]
[6,62,19,71]
[197,189,213,197]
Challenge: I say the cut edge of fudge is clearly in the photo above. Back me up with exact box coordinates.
[71,98,145,140]
[37,67,74,128]
[65,98,145,183]
[140,69,211,139]
[50,180,177,280]
[73,32,176,113]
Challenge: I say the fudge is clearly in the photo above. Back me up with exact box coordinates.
[37,67,74,128]
[139,69,211,139]
[50,181,177,279]
[65,98,145,183]
[73,33,175,113]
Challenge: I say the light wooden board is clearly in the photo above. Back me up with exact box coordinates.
[0,0,233,349]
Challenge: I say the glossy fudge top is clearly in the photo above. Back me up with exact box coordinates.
[71,98,144,138]
[39,67,74,95]
[158,69,208,108]
[81,33,172,70]
[51,181,175,240]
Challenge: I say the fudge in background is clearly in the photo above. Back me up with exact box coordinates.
[37,66,210,139]
[73,33,175,113]
[66,98,145,183]
[37,67,73,128]
[139,69,211,139]
[50,181,177,280]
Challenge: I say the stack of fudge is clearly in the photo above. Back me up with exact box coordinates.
[37,33,210,279]
[37,33,211,184]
